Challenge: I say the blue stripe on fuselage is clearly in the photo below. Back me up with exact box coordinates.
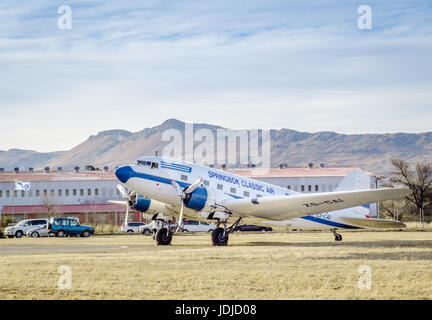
[300,216,361,229]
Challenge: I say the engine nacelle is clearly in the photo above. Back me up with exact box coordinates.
[183,186,208,211]
[132,195,151,213]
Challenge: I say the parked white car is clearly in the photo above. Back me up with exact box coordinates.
[4,218,49,238]
[121,222,146,233]
[26,224,52,238]
[181,220,216,232]
[138,223,154,236]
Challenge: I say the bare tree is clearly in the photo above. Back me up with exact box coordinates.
[389,159,432,226]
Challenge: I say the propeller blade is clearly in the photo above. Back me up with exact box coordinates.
[170,179,183,196]
[117,184,128,198]
[108,200,129,206]
[124,205,129,225]
[175,202,185,234]
[185,177,203,194]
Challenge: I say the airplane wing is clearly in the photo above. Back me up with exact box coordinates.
[338,217,406,229]
[221,188,410,221]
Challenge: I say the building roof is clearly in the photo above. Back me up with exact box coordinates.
[1,204,125,214]
[0,171,117,182]
[231,167,376,178]
[0,166,376,183]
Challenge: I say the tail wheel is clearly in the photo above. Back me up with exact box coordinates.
[155,228,172,245]
[211,228,228,246]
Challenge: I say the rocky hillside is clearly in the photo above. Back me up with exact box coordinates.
[0,119,431,175]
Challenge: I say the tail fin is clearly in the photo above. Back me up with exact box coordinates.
[335,169,371,191]
[334,170,373,217]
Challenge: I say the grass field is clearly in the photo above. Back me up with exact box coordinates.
[1,230,431,300]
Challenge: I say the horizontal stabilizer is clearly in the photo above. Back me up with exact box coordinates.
[339,217,406,229]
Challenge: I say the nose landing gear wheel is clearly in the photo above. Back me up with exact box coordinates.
[155,228,173,245]
[211,228,228,246]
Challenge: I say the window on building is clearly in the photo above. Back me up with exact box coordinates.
[181,175,188,181]
[308,185,312,192]
[217,184,223,190]
[50,189,54,197]
[80,189,84,196]
[36,190,40,197]
[58,189,62,197]
[0,190,2,197]
[73,189,77,196]
[21,190,25,197]
[315,185,319,192]
[95,188,99,196]
[65,189,69,196]
[7,190,10,197]
[301,185,305,192]
[14,190,17,197]
[44,189,47,196]
[230,187,236,194]
[88,189,91,196]
[243,191,250,197]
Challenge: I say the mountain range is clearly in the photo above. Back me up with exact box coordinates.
[1,119,431,175]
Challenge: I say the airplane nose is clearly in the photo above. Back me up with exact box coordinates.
[115,166,133,183]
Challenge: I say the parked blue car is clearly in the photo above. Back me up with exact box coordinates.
[47,217,94,237]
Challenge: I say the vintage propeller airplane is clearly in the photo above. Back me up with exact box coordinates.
[110,156,410,246]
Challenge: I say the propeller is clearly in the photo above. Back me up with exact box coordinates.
[170,177,203,233]
[108,184,136,227]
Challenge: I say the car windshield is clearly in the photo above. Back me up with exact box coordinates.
[16,220,27,226]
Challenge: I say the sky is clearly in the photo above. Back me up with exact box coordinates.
[0,0,431,152]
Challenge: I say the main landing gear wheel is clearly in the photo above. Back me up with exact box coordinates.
[155,227,173,246]
[212,228,228,246]
[332,229,342,241]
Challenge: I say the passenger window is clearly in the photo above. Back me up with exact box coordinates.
[151,162,159,169]
[243,191,250,197]
[61,220,69,226]
[203,180,209,187]
[230,187,236,194]
[217,184,223,190]
[256,194,262,197]
[181,175,188,181]
[70,220,78,226]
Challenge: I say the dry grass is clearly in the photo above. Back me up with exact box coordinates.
[0,231,431,300]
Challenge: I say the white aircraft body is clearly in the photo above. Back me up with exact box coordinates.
[113,156,409,246]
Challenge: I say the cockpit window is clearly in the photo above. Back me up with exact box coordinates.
[137,160,158,169]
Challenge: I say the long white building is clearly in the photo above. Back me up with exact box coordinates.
[0,164,380,223]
